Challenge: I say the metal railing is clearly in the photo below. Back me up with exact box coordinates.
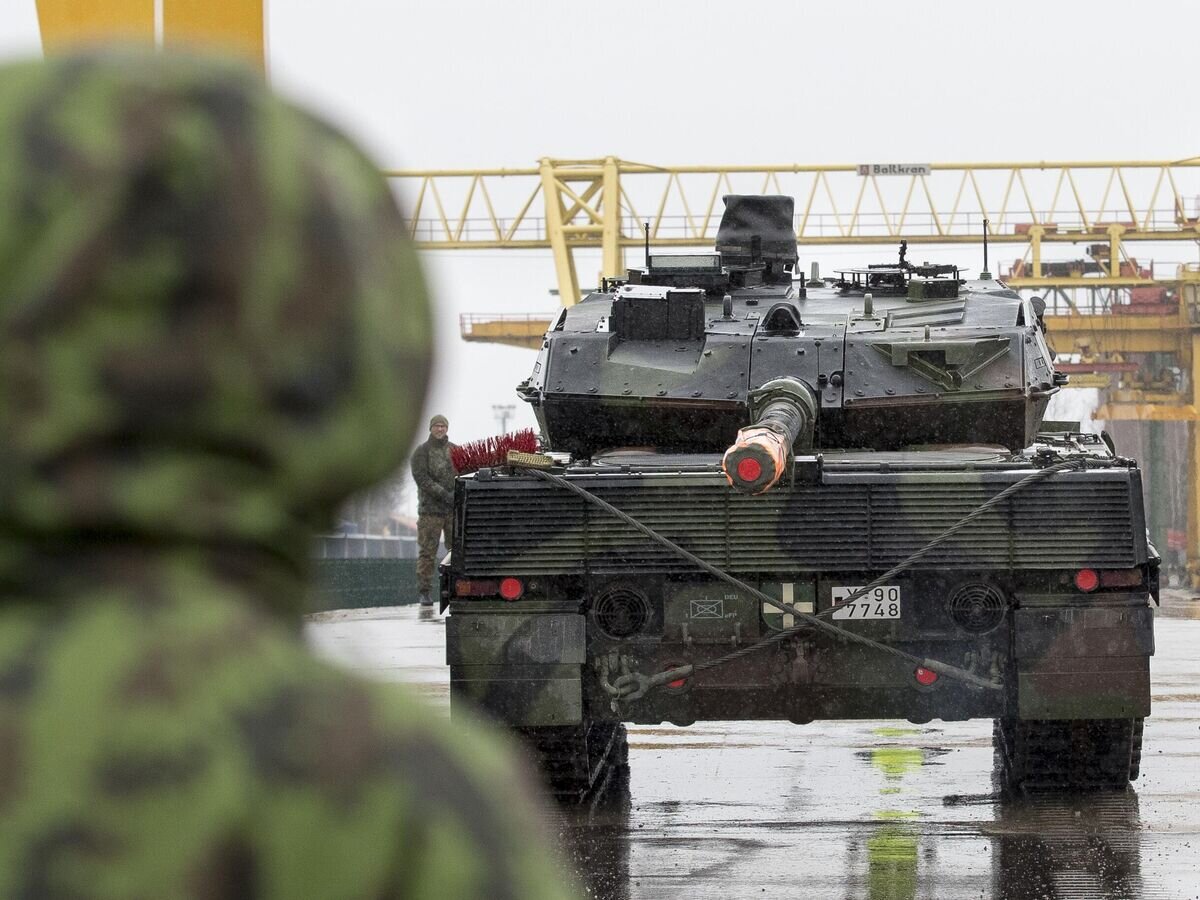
[411,208,1191,247]
[313,534,417,560]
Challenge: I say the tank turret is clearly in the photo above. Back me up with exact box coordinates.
[519,194,1063,489]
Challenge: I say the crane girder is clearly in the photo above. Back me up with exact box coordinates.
[390,157,1200,299]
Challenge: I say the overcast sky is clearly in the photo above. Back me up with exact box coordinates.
[3,0,1196,511]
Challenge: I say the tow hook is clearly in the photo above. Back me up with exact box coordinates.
[597,653,634,711]
[597,653,695,712]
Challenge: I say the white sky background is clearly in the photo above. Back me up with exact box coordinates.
[2,0,1197,514]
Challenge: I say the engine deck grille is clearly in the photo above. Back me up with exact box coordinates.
[458,469,1143,575]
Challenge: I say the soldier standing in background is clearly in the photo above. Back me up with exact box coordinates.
[411,414,456,606]
[0,51,573,899]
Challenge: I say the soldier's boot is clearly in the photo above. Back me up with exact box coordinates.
[418,592,433,607]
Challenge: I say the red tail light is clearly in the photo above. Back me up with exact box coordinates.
[1099,568,1144,588]
[499,577,524,601]
[455,577,528,600]
[455,578,499,597]
[662,662,688,690]
[1074,569,1100,592]
[914,666,939,686]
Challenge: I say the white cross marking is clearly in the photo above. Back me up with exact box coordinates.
[764,583,797,627]
[763,583,814,628]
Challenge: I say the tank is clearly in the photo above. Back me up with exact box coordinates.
[444,195,1157,798]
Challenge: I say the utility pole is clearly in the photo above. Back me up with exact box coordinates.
[493,403,516,434]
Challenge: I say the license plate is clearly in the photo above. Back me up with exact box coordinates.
[831,585,901,620]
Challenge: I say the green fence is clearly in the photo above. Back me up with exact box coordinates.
[310,559,438,612]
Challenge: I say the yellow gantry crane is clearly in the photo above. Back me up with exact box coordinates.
[388,157,1200,305]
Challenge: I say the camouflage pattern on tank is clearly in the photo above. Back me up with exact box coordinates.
[0,51,573,897]
[446,195,1156,793]
[448,456,1154,726]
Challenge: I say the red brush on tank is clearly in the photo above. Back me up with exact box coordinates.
[451,428,540,474]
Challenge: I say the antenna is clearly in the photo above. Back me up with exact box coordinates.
[981,218,991,280]
[644,221,650,268]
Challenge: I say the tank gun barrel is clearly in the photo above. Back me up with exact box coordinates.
[722,378,817,494]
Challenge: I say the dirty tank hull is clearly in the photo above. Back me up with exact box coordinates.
[444,195,1156,798]
[446,449,1156,796]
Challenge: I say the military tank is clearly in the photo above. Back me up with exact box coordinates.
[444,195,1157,798]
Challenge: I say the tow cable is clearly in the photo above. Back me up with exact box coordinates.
[511,456,1090,709]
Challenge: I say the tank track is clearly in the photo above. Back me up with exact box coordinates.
[1129,717,1144,781]
[517,721,629,802]
[994,717,1142,791]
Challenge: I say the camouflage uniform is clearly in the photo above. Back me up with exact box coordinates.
[0,52,573,899]
[410,417,456,597]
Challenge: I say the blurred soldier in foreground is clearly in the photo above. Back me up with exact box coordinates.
[411,414,455,605]
[0,52,572,899]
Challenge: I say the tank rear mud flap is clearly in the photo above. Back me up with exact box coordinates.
[448,612,585,726]
[1013,606,1153,719]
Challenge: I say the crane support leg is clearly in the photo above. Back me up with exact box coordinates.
[37,0,264,69]
[1029,224,1044,279]
[601,156,624,280]
[540,158,582,307]
[37,0,153,46]
[1190,329,1200,588]
[1189,422,1200,589]
[1107,223,1125,278]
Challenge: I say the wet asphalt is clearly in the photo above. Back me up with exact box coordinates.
[306,592,1200,900]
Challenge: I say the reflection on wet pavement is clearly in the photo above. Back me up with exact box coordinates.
[307,591,1200,900]
[991,790,1143,899]
[864,735,922,900]
[555,727,1192,900]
